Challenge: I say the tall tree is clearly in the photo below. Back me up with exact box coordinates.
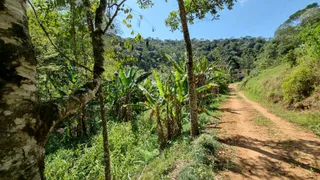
[166,0,236,138]
[176,0,199,137]
[0,0,42,178]
[0,0,129,178]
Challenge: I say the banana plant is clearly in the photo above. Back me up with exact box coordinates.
[111,66,151,122]
[153,70,175,140]
[166,54,221,114]
[138,85,166,149]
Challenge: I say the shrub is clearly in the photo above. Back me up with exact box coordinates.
[282,65,315,104]
[192,134,221,164]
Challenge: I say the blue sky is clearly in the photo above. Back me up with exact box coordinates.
[119,0,319,40]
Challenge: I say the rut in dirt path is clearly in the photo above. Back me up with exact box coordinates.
[217,84,320,180]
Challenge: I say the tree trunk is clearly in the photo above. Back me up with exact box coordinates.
[77,114,84,136]
[0,0,44,179]
[177,0,199,138]
[71,0,84,136]
[0,0,110,178]
[98,88,111,180]
[90,1,112,179]
[71,0,77,57]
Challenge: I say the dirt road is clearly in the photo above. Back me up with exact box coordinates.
[218,84,320,180]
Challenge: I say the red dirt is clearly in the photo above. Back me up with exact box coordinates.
[218,84,320,180]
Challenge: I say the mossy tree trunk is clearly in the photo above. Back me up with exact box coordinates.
[0,0,43,178]
[0,0,110,178]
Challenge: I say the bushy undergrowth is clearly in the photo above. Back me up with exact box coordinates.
[177,134,222,180]
[282,64,316,103]
[242,59,320,108]
[45,120,159,180]
[45,97,227,179]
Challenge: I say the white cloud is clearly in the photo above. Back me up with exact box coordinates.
[239,0,249,6]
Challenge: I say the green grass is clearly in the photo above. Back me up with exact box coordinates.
[141,105,229,179]
[252,114,274,127]
[45,95,230,180]
[251,111,277,135]
[139,137,193,180]
[241,64,320,136]
[244,87,320,136]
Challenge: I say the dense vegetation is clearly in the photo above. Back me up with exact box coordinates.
[110,35,266,71]
[0,0,238,179]
[1,0,319,179]
[241,3,320,135]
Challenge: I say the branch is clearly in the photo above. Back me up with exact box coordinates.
[36,0,112,143]
[103,0,127,34]
[83,0,94,35]
[37,79,101,144]
[28,0,92,73]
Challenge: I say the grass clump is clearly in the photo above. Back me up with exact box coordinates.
[45,122,159,180]
[178,163,214,180]
[252,114,274,127]
[176,134,223,180]
[192,134,221,164]
[252,112,277,135]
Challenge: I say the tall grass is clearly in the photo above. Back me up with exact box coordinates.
[45,96,229,179]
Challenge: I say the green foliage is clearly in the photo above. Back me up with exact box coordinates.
[284,50,297,67]
[280,2,319,27]
[178,163,213,180]
[109,35,266,73]
[192,134,221,164]
[242,62,320,136]
[177,134,222,180]
[282,65,315,103]
[139,138,192,179]
[244,3,320,120]
[165,0,236,31]
[256,3,320,70]
[45,121,159,180]
[26,0,234,179]
[153,70,165,99]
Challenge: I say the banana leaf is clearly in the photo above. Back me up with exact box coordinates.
[136,72,152,84]
[153,70,165,99]
[119,68,129,87]
[139,85,156,105]
[196,83,215,94]
[165,54,184,74]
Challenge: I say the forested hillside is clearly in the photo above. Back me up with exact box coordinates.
[110,36,266,71]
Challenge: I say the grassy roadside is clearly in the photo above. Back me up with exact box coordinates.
[139,94,231,180]
[242,89,320,136]
[44,94,231,180]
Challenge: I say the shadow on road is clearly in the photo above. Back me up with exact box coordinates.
[218,135,320,179]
